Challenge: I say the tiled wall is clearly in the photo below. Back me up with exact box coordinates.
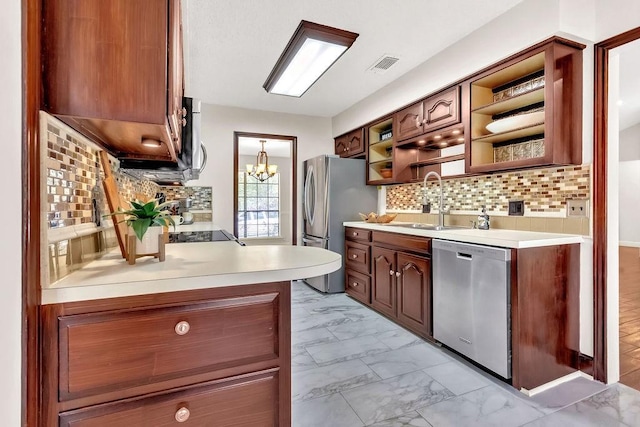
[159,186,213,210]
[386,164,591,235]
[387,165,590,214]
[45,120,159,229]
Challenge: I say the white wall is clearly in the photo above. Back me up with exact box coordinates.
[239,154,292,245]
[619,124,640,245]
[1,0,23,424]
[190,105,333,243]
[620,123,640,161]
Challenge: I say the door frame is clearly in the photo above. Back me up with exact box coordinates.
[233,131,298,244]
[593,26,640,383]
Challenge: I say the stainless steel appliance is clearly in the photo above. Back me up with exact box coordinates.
[302,155,377,293]
[432,239,512,379]
[120,97,207,185]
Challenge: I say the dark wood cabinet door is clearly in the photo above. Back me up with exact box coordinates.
[396,253,431,337]
[394,102,424,142]
[371,247,397,317]
[167,0,184,154]
[335,129,364,157]
[335,135,349,157]
[423,86,461,134]
[346,128,365,157]
[59,370,280,427]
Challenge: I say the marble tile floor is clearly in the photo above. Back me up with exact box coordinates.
[291,281,640,426]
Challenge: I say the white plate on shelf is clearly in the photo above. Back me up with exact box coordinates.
[486,111,544,134]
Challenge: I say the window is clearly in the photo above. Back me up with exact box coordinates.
[237,172,280,238]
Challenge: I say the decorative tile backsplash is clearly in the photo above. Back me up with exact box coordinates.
[159,186,213,210]
[386,165,590,214]
[44,119,159,229]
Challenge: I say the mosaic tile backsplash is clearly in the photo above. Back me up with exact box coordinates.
[159,186,213,210]
[386,165,590,214]
[45,120,159,229]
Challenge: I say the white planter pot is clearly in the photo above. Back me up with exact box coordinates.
[129,226,162,255]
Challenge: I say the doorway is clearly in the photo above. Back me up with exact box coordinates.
[233,132,297,245]
[594,26,640,384]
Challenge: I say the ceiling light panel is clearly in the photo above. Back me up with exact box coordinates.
[264,20,359,97]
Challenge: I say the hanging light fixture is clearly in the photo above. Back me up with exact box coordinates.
[246,140,278,182]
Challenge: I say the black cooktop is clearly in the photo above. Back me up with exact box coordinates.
[168,230,243,244]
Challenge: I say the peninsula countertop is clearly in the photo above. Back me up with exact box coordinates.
[42,242,341,305]
[343,221,584,249]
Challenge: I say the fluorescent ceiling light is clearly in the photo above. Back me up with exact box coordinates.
[264,20,359,97]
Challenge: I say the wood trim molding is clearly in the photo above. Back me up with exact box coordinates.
[233,132,298,245]
[593,26,640,384]
[23,0,42,424]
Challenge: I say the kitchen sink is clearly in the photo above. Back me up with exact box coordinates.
[389,223,470,231]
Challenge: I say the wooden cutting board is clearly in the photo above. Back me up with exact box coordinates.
[99,151,128,259]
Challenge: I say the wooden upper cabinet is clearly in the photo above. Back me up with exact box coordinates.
[334,128,364,158]
[466,37,584,173]
[394,86,461,143]
[42,0,184,162]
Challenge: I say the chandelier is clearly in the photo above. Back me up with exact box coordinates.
[246,140,278,182]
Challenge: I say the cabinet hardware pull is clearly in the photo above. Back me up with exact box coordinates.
[180,107,187,117]
[175,321,190,336]
[389,270,394,276]
[181,118,187,126]
[396,271,401,277]
[352,232,358,236]
[353,282,359,287]
[352,254,358,259]
[175,407,190,422]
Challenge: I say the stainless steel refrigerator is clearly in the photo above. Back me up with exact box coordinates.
[302,155,378,293]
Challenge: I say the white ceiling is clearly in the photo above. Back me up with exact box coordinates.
[617,38,640,130]
[184,0,525,118]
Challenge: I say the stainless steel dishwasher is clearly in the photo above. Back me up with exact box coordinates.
[432,239,512,379]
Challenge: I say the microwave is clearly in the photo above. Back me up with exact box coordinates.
[120,97,207,185]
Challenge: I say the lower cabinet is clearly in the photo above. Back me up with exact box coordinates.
[41,282,291,427]
[59,370,279,427]
[345,228,432,340]
[372,247,431,337]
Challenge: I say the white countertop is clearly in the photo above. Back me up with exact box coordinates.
[343,221,583,249]
[42,242,341,305]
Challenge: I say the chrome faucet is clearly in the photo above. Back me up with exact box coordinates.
[422,171,446,230]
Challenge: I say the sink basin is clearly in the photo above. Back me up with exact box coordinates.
[390,223,470,231]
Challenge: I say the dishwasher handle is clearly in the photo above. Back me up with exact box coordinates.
[457,252,473,260]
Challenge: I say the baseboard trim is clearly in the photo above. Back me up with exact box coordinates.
[619,241,640,248]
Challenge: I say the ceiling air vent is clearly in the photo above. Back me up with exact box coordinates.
[368,55,400,74]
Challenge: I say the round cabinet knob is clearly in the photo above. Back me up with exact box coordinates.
[389,270,394,276]
[352,282,359,287]
[175,407,190,423]
[181,118,187,126]
[181,107,187,117]
[351,254,358,259]
[175,321,190,336]
[396,271,401,277]
[352,232,358,237]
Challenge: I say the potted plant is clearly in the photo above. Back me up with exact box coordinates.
[105,199,176,254]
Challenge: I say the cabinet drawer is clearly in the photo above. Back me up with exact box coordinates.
[345,241,371,274]
[373,231,431,255]
[58,293,281,401]
[59,370,279,427]
[345,269,371,305]
[345,227,371,242]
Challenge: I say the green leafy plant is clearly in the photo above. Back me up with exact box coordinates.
[104,199,175,241]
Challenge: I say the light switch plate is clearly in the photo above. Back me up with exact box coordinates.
[567,199,589,217]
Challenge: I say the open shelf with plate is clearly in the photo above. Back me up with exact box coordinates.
[466,37,584,173]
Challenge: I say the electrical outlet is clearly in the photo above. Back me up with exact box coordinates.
[567,199,589,217]
[508,200,524,216]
